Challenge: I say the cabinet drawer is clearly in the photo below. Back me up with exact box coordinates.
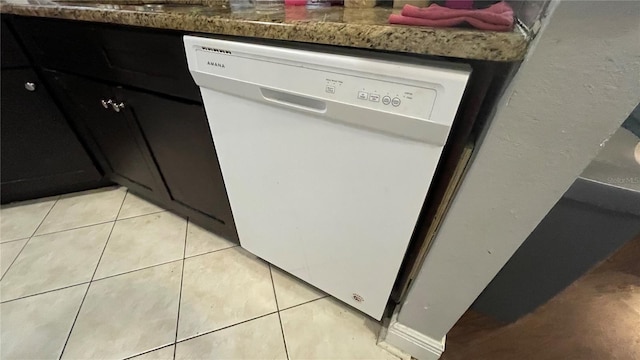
[1,20,30,68]
[11,17,109,76]
[12,16,201,102]
[99,27,201,102]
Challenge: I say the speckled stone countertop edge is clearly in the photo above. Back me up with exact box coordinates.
[0,3,530,61]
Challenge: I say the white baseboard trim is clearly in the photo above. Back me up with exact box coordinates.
[376,339,412,360]
[382,313,446,360]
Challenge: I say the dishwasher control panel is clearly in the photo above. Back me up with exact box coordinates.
[322,75,437,119]
[186,36,471,126]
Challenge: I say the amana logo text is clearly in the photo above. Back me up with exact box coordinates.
[207,61,226,69]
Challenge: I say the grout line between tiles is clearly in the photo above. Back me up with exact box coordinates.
[0,197,58,282]
[172,218,189,360]
[0,254,212,305]
[33,219,116,238]
[123,343,175,360]
[117,209,167,221]
[33,219,114,238]
[175,310,279,345]
[0,255,225,305]
[0,237,30,244]
[58,189,128,360]
[183,244,239,260]
[30,196,60,236]
[32,208,168,239]
[92,258,184,283]
[278,295,328,313]
[0,238,29,282]
[269,264,291,360]
[0,281,91,304]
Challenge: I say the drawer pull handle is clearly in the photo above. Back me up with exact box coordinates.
[111,102,125,112]
[24,82,36,92]
[101,99,112,109]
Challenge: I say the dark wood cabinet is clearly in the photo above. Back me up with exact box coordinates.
[7,15,238,241]
[0,68,102,203]
[45,70,236,240]
[99,27,202,102]
[1,17,104,203]
[1,21,29,69]
[9,17,107,78]
[12,16,201,102]
[45,71,168,201]
[120,88,235,226]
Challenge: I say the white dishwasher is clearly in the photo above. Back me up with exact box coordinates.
[184,36,470,320]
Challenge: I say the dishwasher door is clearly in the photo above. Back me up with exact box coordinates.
[202,88,446,319]
[185,36,470,319]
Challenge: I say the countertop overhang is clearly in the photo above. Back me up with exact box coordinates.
[0,0,529,61]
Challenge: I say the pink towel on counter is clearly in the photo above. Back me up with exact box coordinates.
[389,1,514,31]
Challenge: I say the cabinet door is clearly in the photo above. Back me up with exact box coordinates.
[120,88,234,226]
[46,71,165,197]
[0,69,102,202]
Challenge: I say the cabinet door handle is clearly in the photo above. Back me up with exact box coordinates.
[101,99,113,109]
[24,82,36,91]
[110,101,125,112]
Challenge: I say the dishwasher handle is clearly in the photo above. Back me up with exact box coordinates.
[260,88,327,113]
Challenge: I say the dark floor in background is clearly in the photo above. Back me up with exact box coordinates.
[442,234,640,360]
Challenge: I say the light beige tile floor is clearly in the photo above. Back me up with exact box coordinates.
[118,192,165,220]
[1,223,112,301]
[0,239,27,278]
[35,186,126,235]
[0,197,57,242]
[0,187,398,360]
[94,212,186,279]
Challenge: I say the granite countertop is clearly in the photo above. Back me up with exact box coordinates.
[0,0,529,61]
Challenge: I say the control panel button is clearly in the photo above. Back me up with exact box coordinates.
[382,96,391,105]
[369,94,380,102]
[391,97,401,107]
[326,86,336,94]
[358,91,369,100]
